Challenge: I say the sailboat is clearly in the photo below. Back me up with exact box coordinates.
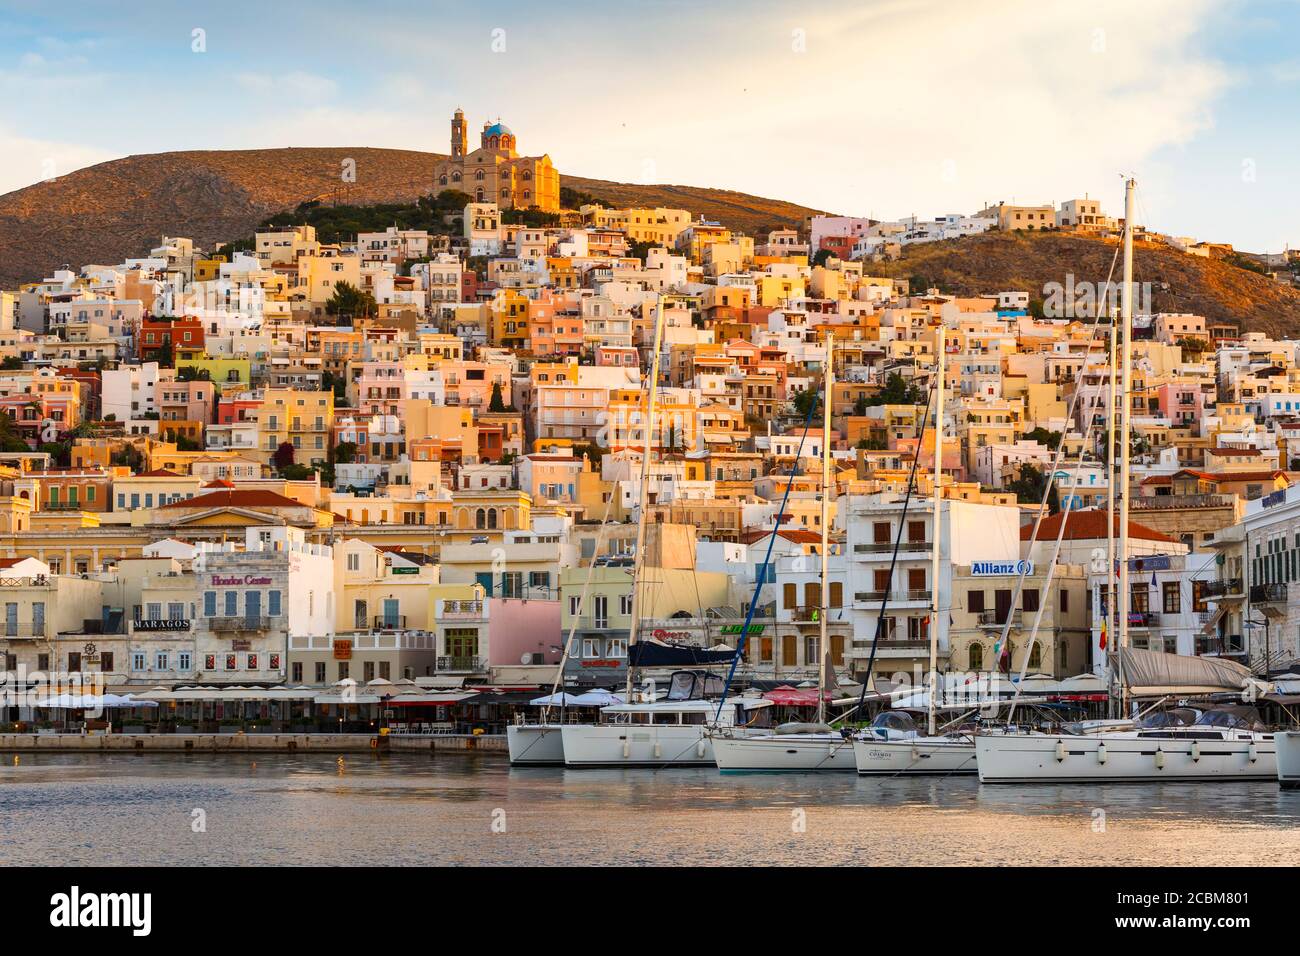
[712,331,859,772]
[850,323,980,775]
[559,299,769,767]
[974,178,1277,783]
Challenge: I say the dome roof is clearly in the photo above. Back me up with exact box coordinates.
[483,121,512,137]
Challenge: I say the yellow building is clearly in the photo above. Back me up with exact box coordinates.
[258,388,334,468]
[433,110,560,211]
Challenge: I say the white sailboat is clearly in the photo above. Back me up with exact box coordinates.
[975,178,1278,783]
[850,324,979,775]
[713,331,859,772]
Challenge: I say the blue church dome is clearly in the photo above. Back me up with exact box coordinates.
[484,122,512,137]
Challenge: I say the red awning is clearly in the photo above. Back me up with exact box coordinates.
[762,686,831,707]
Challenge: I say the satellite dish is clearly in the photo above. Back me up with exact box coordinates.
[520,652,533,665]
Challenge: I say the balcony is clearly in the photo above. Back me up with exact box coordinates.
[437,655,486,673]
[0,623,46,639]
[1127,611,1160,628]
[1250,583,1287,604]
[208,616,273,632]
[978,610,1022,628]
[853,590,930,606]
[853,540,931,555]
[441,600,485,620]
[1202,578,1243,598]
[373,615,407,631]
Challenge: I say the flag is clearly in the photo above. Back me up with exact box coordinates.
[1099,615,1108,651]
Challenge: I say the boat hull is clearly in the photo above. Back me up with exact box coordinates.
[561,723,724,767]
[1276,731,1300,788]
[713,733,857,772]
[852,737,978,775]
[975,733,1276,783]
[506,724,566,765]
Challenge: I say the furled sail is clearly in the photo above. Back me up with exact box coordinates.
[1120,648,1252,696]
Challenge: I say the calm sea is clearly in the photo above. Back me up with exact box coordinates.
[2,752,1298,866]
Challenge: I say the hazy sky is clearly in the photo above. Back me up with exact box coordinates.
[2,0,1298,251]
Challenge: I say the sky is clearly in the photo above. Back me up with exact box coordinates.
[1,0,1298,251]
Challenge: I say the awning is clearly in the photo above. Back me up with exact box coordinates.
[762,686,832,707]
[384,692,479,707]
[1199,606,1226,636]
[628,640,736,668]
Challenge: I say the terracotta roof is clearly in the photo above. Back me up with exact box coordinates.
[1172,468,1287,483]
[161,488,305,510]
[0,557,34,568]
[1206,447,1262,457]
[203,479,235,488]
[740,528,823,545]
[137,469,183,478]
[1020,509,1178,544]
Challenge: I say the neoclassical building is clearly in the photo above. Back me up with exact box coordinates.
[433,109,560,212]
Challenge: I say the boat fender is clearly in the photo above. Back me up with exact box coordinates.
[1054,740,1066,762]
[654,741,662,759]
[697,739,706,759]
[1097,741,1107,765]
[622,741,630,759]
[1155,748,1165,770]
[1191,741,1200,762]
[1249,743,1258,763]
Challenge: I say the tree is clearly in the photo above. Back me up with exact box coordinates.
[868,372,925,408]
[325,281,377,318]
[812,248,835,268]
[280,463,315,481]
[488,381,507,413]
[1177,336,1212,357]
[272,442,296,472]
[1006,463,1060,513]
[0,356,24,370]
[332,441,357,465]
[791,388,819,419]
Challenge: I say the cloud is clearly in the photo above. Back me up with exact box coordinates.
[0,125,118,196]
[233,71,339,100]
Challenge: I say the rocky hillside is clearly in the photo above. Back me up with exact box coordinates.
[0,147,826,287]
[870,230,1300,335]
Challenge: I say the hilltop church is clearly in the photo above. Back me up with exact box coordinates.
[433,109,561,212]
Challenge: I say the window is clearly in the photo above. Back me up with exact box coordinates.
[1023,589,1040,613]
[155,652,169,670]
[1059,588,1070,614]
[315,662,327,683]
[968,590,986,613]
[179,651,191,672]
[1162,582,1180,614]
[619,594,633,615]
[268,591,282,616]
[969,643,984,670]
[224,591,238,616]
[132,651,147,671]
[204,591,216,616]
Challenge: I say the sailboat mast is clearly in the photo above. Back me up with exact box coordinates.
[1106,317,1117,711]
[818,332,834,726]
[625,299,668,702]
[1117,177,1135,716]
[929,325,945,736]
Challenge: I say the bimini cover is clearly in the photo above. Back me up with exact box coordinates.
[628,640,736,668]
[1121,648,1252,696]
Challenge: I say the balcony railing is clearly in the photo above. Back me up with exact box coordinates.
[1,623,45,638]
[373,615,407,631]
[1127,611,1160,627]
[1202,578,1242,598]
[442,600,485,619]
[1250,583,1287,604]
[437,655,486,673]
[854,540,931,554]
[978,610,1022,628]
[208,616,273,632]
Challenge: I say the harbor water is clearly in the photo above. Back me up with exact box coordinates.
[2,752,1299,866]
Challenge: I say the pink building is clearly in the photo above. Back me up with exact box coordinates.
[354,360,406,416]
[158,379,216,425]
[486,598,562,667]
[1155,382,1205,428]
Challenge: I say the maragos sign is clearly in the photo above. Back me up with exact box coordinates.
[134,619,191,631]
[210,575,274,586]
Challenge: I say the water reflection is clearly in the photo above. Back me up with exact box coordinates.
[2,754,1299,866]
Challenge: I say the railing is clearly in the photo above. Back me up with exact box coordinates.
[1127,611,1160,627]
[441,600,484,619]
[1,623,45,638]
[1250,583,1287,604]
[1202,578,1242,597]
[1197,633,1245,656]
[437,656,486,673]
[978,610,1022,627]
[373,615,407,630]
[208,616,273,632]
[853,540,930,554]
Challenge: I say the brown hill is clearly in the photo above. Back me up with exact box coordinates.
[0,147,827,287]
[870,231,1300,335]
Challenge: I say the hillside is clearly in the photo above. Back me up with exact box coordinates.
[0,147,826,287]
[870,231,1300,335]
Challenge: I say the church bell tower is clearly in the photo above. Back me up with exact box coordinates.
[451,108,467,159]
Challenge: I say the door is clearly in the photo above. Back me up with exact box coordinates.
[831,634,845,666]
[782,634,797,667]
[474,572,493,595]
[382,598,400,628]
[994,589,1012,624]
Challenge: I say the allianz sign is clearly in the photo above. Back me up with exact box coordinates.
[970,560,1033,577]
